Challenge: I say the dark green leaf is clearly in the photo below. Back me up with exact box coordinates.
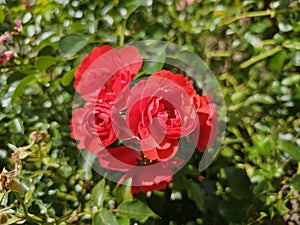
[223,167,251,199]
[59,34,88,58]
[218,199,250,222]
[186,181,205,212]
[117,200,159,222]
[11,75,36,104]
[92,179,105,208]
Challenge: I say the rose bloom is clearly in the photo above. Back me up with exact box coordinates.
[71,45,142,152]
[71,100,116,153]
[74,45,142,103]
[97,146,183,194]
[192,94,218,152]
[122,70,199,161]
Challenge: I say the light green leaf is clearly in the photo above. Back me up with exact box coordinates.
[93,208,118,225]
[79,150,96,180]
[246,94,275,105]
[117,200,159,222]
[269,51,287,72]
[9,118,24,134]
[115,179,133,204]
[59,34,88,58]
[24,186,35,204]
[0,6,4,24]
[61,68,75,86]
[278,141,300,162]
[117,217,130,225]
[92,179,105,208]
[35,56,58,72]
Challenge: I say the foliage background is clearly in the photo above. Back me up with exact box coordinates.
[0,0,299,224]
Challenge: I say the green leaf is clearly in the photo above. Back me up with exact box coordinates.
[117,217,130,225]
[218,199,250,223]
[115,179,133,204]
[24,186,35,204]
[186,182,205,212]
[35,56,58,72]
[92,179,105,208]
[61,68,76,86]
[117,200,159,222]
[9,118,24,134]
[240,46,282,68]
[278,141,300,162]
[7,71,28,84]
[223,167,251,199]
[11,75,36,104]
[281,74,300,86]
[0,6,4,24]
[59,34,88,58]
[290,175,300,190]
[93,208,118,225]
[79,150,96,180]
[269,51,287,72]
[246,94,275,105]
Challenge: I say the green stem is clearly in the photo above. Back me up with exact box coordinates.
[220,8,300,26]
[119,5,139,46]
[14,192,54,225]
[240,46,282,69]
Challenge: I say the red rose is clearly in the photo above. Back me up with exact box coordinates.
[74,45,142,103]
[97,146,183,194]
[120,71,198,161]
[71,100,116,153]
[118,157,184,194]
[191,94,218,152]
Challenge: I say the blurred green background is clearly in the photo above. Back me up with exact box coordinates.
[0,0,299,224]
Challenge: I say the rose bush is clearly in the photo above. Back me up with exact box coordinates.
[71,44,218,193]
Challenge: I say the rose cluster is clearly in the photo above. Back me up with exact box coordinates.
[71,45,217,193]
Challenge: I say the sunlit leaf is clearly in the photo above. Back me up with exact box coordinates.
[59,34,88,58]
[278,141,300,162]
[92,179,105,208]
[117,200,159,222]
[93,208,118,225]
